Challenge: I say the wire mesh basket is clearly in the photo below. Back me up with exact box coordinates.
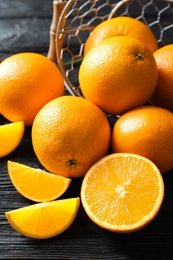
[47,0,173,97]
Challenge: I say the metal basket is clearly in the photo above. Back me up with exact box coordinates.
[47,0,173,97]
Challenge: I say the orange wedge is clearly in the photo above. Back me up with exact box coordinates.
[81,153,164,233]
[5,197,80,239]
[0,121,25,158]
[7,161,72,202]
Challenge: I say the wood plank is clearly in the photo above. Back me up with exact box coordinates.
[0,0,54,60]
[1,1,173,259]
[0,18,51,60]
[0,0,53,18]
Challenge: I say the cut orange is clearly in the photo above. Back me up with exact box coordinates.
[0,121,25,158]
[81,153,164,233]
[5,197,80,239]
[7,161,72,202]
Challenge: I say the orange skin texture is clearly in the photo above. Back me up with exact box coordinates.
[111,105,173,174]
[84,16,158,55]
[79,36,158,115]
[32,96,111,178]
[150,44,173,112]
[0,52,64,125]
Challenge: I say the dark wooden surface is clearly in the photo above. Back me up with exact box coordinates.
[1,0,173,259]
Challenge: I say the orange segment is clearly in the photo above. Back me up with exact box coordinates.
[81,153,164,233]
[0,121,25,158]
[5,197,80,239]
[7,161,72,202]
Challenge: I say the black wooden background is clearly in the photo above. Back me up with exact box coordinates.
[1,0,173,259]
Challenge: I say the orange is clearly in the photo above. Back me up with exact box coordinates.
[0,121,25,158]
[79,36,158,115]
[5,197,80,239]
[84,16,158,55]
[31,96,111,178]
[111,105,173,173]
[7,161,71,202]
[149,44,173,112]
[81,153,164,233]
[0,52,64,126]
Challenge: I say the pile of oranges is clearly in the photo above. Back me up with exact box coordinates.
[79,16,173,174]
[1,16,173,238]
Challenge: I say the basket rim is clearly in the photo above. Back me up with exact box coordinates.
[55,0,173,96]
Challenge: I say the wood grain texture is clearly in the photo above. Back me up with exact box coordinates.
[1,0,173,259]
[0,0,53,60]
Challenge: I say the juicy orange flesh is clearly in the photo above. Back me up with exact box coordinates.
[0,121,24,157]
[84,156,163,226]
[5,198,80,239]
[7,161,71,202]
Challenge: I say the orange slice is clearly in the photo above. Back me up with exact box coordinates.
[5,197,80,239]
[81,153,164,233]
[7,161,72,202]
[0,121,25,158]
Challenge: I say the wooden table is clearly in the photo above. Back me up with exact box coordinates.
[1,0,173,259]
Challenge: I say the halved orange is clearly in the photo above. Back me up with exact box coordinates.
[0,121,25,158]
[5,197,80,239]
[7,161,71,202]
[81,153,164,233]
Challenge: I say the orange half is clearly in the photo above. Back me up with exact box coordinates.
[5,197,80,239]
[81,153,164,233]
[7,161,72,202]
[0,121,25,158]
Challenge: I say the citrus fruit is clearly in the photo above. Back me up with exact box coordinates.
[79,36,158,115]
[7,161,71,202]
[81,153,164,233]
[0,121,25,158]
[31,96,111,178]
[84,16,158,55]
[5,197,80,239]
[149,44,173,112]
[0,52,64,126]
[111,105,173,173]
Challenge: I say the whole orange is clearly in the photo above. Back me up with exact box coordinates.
[0,52,64,125]
[79,36,158,115]
[84,16,158,55]
[111,105,173,173]
[149,44,173,112]
[31,96,111,178]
